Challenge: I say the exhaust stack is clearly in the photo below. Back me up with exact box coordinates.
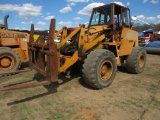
[4,14,9,30]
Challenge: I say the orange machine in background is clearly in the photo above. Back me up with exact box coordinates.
[0,15,30,74]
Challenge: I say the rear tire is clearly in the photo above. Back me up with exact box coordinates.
[0,47,20,73]
[126,46,147,74]
[82,49,117,89]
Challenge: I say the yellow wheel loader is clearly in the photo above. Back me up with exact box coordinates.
[0,3,147,90]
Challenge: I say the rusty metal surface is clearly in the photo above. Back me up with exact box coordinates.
[28,19,58,83]
[0,19,59,91]
[0,69,31,76]
[0,81,49,91]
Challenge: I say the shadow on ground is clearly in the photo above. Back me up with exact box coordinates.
[7,63,130,105]
[7,68,83,105]
[19,60,29,70]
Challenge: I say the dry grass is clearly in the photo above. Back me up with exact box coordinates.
[0,54,160,120]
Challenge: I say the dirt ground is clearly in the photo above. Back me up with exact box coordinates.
[0,54,160,120]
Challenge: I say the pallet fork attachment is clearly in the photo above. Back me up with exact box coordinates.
[0,19,59,91]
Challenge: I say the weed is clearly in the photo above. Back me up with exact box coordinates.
[53,113,65,120]
[151,97,160,108]
[150,84,158,91]
[46,116,52,120]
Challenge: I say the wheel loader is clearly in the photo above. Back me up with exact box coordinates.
[0,15,30,75]
[0,3,147,90]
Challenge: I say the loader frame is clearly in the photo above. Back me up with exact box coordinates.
[0,3,142,90]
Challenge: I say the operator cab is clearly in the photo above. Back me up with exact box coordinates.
[88,3,132,30]
[89,5,111,25]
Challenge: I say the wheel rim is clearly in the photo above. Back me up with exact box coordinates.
[99,60,113,81]
[138,54,145,68]
[0,55,15,70]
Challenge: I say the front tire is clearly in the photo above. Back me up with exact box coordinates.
[82,49,117,89]
[0,47,20,73]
